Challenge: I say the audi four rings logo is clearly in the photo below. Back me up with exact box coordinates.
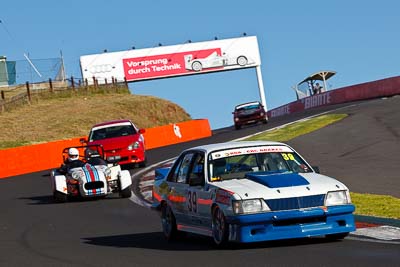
[87,64,113,73]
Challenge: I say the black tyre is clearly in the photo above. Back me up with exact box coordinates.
[262,118,268,124]
[212,206,228,246]
[53,191,67,203]
[237,56,248,66]
[120,185,132,198]
[191,61,203,71]
[161,203,178,241]
[326,232,349,240]
[138,157,147,168]
[234,124,241,130]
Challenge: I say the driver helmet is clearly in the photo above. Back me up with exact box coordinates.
[68,147,80,162]
[85,148,100,160]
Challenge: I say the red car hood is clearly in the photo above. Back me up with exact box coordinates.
[89,135,139,151]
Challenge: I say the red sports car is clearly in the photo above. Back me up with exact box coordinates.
[233,101,268,130]
[82,119,147,167]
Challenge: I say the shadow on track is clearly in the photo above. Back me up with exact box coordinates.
[82,231,343,251]
[19,195,54,205]
[19,194,125,205]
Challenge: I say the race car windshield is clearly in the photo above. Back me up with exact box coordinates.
[90,125,136,141]
[209,151,312,181]
[236,104,260,112]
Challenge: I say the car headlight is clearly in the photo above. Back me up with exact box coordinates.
[325,190,350,206]
[128,141,140,150]
[232,199,270,214]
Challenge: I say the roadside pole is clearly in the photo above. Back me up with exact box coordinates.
[255,65,267,111]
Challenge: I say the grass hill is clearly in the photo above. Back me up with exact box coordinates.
[0,86,191,149]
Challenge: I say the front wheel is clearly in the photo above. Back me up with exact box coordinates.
[53,191,67,203]
[161,203,178,241]
[212,206,228,246]
[120,185,132,198]
[138,157,147,168]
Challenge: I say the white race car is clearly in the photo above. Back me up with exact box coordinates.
[184,51,251,72]
[152,141,355,246]
[50,145,132,202]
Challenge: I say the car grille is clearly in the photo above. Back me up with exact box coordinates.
[265,194,325,211]
[84,181,104,190]
[120,156,129,162]
[272,216,326,227]
[239,113,259,119]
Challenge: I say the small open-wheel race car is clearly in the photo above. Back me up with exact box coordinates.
[50,144,132,202]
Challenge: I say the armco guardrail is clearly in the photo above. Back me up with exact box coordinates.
[267,76,400,118]
[0,119,211,179]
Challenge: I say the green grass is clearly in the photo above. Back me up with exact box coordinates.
[247,114,348,142]
[244,114,400,219]
[351,193,400,219]
[0,141,31,150]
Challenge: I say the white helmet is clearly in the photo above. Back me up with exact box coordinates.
[68,147,79,162]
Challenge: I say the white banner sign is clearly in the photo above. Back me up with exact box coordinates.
[80,36,261,84]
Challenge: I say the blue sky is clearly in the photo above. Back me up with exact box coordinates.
[1,0,399,129]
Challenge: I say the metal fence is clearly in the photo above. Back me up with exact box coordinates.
[0,78,129,113]
[0,57,65,86]
[0,56,132,112]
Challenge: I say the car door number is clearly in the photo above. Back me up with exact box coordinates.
[187,191,197,213]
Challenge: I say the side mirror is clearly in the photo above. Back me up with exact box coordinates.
[312,166,320,174]
[139,129,146,134]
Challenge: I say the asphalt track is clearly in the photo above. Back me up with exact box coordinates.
[1,96,399,266]
[287,96,400,198]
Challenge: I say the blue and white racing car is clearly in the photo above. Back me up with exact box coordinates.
[152,141,355,246]
[50,145,132,202]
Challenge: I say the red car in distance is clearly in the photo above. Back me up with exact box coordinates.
[233,101,268,130]
[81,119,147,168]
